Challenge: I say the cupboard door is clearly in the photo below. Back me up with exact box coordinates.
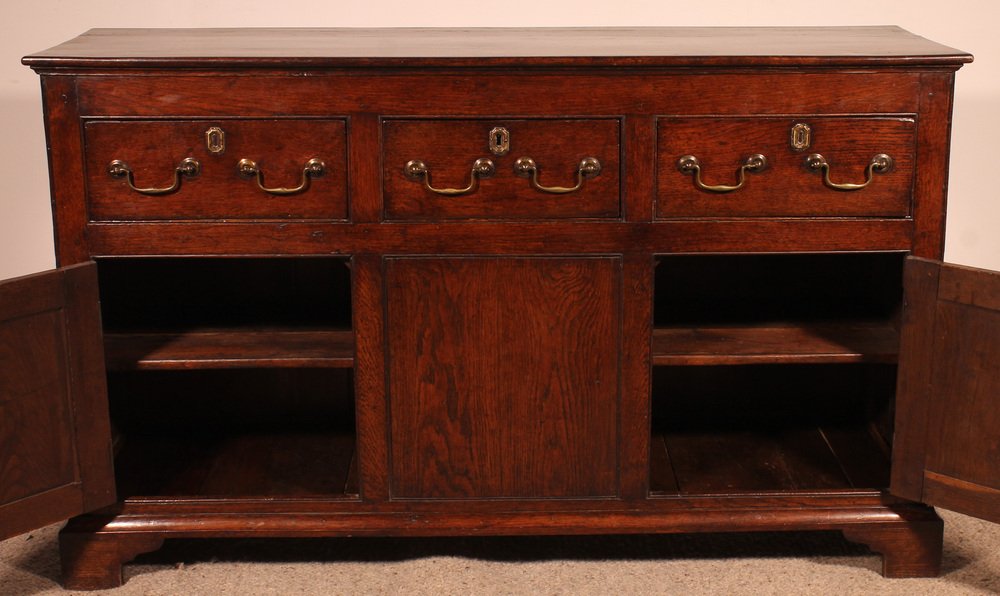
[891,257,1000,523]
[385,256,620,499]
[0,263,115,540]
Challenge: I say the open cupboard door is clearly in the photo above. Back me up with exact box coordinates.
[891,257,1000,523]
[0,262,116,540]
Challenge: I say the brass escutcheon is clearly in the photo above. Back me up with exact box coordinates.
[205,126,226,154]
[790,123,812,151]
[489,127,510,156]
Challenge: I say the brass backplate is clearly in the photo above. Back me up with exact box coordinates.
[489,126,510,156]
[206,126,226,154]
[790,123,812,151]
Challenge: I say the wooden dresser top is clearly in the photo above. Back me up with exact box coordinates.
[23,26,971,69]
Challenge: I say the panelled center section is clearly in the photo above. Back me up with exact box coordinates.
[385,256,621,499]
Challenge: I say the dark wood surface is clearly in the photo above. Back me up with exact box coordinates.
[84,119,348,221]
[383,119,620,221]
[103,329,354,370]
[385,257,620,499]
[892,258,1000,523]
[7,27,984,587]
[651,425,890,493]
[0,263,115,541]
[656,117,916,218]
[23,27,971,68]
[652,322,899,366]
[114,431,357,498]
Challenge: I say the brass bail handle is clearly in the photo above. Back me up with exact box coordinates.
[404,158,496,196]
[513,157,602,194]
[107,157,201,196]
[238,158,325,196]
[677,154,767,193]
[806,153,894,191]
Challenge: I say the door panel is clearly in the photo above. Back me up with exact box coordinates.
[0,263,115,540]
[385,256,620,499]
[891,257,1000,523]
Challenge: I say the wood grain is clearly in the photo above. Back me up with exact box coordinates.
[113,431,357,498]
[383,119,620,221]
[0,264,115,541]
[13,27,978,586]
[103,329,354,370]
[892,258,1000,522]
[890,258,941,500]
[23,27,970,69]
[84,119,348,221]
[656,117,916,218]
[386,257,620,499]
[82,220,917,257]
[652,322,899,366]
[73,73,924,119]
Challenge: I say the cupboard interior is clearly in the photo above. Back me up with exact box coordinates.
[650,252,903,494]
[97,258,358,499]
[97,257,354,370]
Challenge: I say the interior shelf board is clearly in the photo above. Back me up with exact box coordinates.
[651,321,899,366]
[104,328,354,370]
[649,424,890,494]
[115,430,357,499]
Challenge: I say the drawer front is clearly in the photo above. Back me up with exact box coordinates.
[656,117,916,218]
[383,119,620,221]
[84,119,348,221]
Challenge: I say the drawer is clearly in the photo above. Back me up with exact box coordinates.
[383,119,620,221]
[84,119,348,221]
[656,117,916,218]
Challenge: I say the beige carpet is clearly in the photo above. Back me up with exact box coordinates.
[1,509,997,595]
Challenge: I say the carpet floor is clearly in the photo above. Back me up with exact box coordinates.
[1,509,997,595]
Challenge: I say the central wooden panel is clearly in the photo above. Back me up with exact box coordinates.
[385,256,620,499]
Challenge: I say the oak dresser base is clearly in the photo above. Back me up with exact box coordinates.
[59,494,943,589]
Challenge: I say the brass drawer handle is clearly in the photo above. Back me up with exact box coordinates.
[676,154,767,193]
[806,153,894,191]
[513,157,602,194]
[404,158,495,196]
[107,157,200,196]
[238,158,325,196]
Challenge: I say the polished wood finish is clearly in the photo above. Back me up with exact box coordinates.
[841,519,944,578]
[656,117,916,218]
[7,27,991,588]
[59,529,163,591]
[23,27,970,68]
[892,258,1000,523]
[114,431,357,498]
[83,119,348,221]
[385,257,620,499]
[103,329,353,370]
[383,119,620,220]
[0,263,114,541]
[652,322,899,366]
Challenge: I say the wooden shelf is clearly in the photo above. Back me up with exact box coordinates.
[115,430,358,499]
[104,328,354,370]
[650,424,890,494]
[652,321,899,366]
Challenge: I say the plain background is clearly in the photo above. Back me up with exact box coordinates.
[1,1,996,279]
